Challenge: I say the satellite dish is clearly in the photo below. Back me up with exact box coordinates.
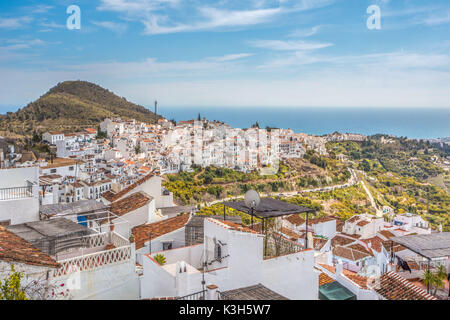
[244,190,260,209]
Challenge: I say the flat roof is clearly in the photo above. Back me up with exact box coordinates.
[40,200,108,217]
[221,284,289,300]
[222,197,314,219]
[390,232,450,259]
[7,218,92,241]
[6,218,94,255]
[160,206,198,217]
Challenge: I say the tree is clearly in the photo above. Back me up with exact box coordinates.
[0,265,28,300]
[423,266,446,296]
[95,126,107,139]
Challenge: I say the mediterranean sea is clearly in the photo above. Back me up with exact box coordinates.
[161,107,450,140]
[1,105,449,140]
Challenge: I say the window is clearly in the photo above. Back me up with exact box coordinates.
[162,241,173,251]
[50,169,57,173]
[214,243,222,262]
[69,166,74,171]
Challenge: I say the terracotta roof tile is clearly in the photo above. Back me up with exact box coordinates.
[333,245,371,261]
[280,227,299,241]
[307,217,336,226]
[375,272,437,300]
[342,269,369,289]
[0,226,60,268]
[211,219,259,234]
[285,214,305,226]
[361,236,384,253]
[132,214,191,250]
[313,237,329,251]
[331,235,356,247]
[347,243,374,257]
[319,272,336,286]
[102,173,155,202]
[379,230,396,239]
[110,191,152,216]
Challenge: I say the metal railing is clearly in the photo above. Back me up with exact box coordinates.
[0,185,33,200]
[175,290,206,300]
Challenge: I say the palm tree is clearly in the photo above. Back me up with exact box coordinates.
[433,265,447,295]
[423,269,435,294]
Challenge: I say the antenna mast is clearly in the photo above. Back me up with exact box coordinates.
[154,100,158,124]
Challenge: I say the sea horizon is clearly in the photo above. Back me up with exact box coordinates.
[1,105,449,140]
[160,106,450,140]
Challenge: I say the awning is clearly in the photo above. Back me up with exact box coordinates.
[222,197,314,219]
[390,232,450,260]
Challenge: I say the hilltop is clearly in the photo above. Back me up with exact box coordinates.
[0,81,161,140]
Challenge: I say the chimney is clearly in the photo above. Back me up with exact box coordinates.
[175,261,189,297]
[336,259,343,275]
[52,184,59,204]
[307,232,314,249]
[326,251,333,266]
[206,284,218,300]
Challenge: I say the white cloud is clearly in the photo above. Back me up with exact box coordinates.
[422,11,450,26]
[92,21,128,34]
[142,6,282,34]
[288,25,322,37]
[98,0,335,34]
[250,39,333,51]
[28,5,54,14]
[212,53,254,61]
[1,48,449,109]
[0,16,32,29]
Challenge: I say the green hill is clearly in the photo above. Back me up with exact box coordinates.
[0,80,161,139]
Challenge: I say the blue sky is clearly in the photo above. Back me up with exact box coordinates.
[1,0,450,110]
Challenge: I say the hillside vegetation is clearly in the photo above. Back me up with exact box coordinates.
[0,81,161,140]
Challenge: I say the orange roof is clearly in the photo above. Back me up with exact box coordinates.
[102,173,154,202]
[375,272,437,300]
[110,192,153,216]
[215,219,259,234]
[0,226,60,268]
[132,214,191,250]
[280,227,299,241]
[85,128,97,134]
[332,245,372,261]
[379,230,396,239]
[41,158,83,169]
[319,272,336,286]
[318,263,369,289]
[361,236,384,253]
[331,235,356,247]
[285,214,305,226]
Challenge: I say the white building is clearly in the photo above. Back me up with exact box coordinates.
[139,217,318,300]
[0,166,40,225]
[342,214,384,239]
[43,131,65,145]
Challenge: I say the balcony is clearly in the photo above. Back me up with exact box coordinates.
[0,185,34,201]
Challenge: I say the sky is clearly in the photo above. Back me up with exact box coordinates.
[1,0,450,111]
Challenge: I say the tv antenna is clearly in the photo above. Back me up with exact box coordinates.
[245,190,260,229]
